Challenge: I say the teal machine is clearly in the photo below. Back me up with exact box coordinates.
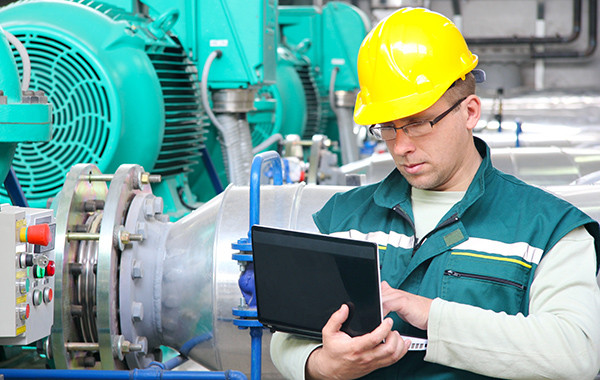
[0,0,207,218]
[134,0,369,195]
[0,0,367,377]
[0,0,281,210]
[0,0,369,208]
[0,26,52,189]
[276,3,369,166]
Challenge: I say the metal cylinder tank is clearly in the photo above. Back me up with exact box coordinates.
[51,162,346,377]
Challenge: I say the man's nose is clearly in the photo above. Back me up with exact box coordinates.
[389,129,416,156]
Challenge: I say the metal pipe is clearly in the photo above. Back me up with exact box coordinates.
[534,1,546,90]
[451,0,462,31]
[0,368,247,380]
[66,232,100,241]
[65,342,99,351]
[252,133,283,155]
[531,0,597,58]
[466,0,581,45]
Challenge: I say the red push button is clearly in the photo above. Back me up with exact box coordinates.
[19,304,30,320]
[43,288,53,303]
[46,261,55,277]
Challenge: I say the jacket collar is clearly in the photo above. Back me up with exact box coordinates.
[373,136,492,216]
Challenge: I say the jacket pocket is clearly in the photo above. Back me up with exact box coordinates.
[441,251,530,314]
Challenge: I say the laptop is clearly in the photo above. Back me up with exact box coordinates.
[251,225,427,350]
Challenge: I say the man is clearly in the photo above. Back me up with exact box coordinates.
[271,7,600,380]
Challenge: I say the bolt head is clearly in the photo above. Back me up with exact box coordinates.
[131,302,144,322]
[131,262,143,279]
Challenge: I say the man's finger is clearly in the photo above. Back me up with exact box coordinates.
[322,304,349,336]
[355,317,394,348]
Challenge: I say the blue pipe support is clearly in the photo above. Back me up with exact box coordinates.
[200,146,224,195]
[3,166,29,207]
[0,368,247,380]
[248,151,283,233]
[230,151,284,380]
[515,119,523,148]
[249,327,263,380]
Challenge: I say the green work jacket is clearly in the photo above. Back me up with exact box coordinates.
[313,137,600,379]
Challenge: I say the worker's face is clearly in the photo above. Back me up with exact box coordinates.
[384,94,482,191]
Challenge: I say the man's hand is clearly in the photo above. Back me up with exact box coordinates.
[381,281,432,330]
[306,304,409,380]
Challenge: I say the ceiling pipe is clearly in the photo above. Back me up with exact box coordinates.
[465,0,581,45]
[531,0,597,58]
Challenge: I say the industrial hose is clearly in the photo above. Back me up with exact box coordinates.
[201,50,253,185]
[2,29,30,91]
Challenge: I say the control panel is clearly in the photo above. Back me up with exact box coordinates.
[0,204,56,345]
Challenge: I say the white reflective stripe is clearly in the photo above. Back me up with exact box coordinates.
[329,229,414,249]
[454,237,543,265]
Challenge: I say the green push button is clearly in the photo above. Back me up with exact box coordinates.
[33,265,45,279]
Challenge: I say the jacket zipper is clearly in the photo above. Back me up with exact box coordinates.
[413,213,459,254]
[393,204,460,257]
[444,269,526,290]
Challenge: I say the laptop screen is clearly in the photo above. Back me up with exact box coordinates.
[251,225,382,338]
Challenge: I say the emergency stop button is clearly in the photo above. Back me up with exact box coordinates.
[19,224,52,246]
[45,260,55,277]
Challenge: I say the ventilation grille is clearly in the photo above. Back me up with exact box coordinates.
[296,64,323,139]
[0,31,112,204]
[147,44,206,177]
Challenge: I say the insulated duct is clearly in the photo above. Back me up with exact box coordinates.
[50,162,344,377]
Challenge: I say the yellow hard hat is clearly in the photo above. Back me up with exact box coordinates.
[354,7,479,125]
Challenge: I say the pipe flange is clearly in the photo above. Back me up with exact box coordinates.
[51,163,108,369]
[95,164,153,369]
[334,90,359,108]
[211,88,257,113]
[119,191,170,369]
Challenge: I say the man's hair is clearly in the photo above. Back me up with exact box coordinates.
[444,72,476,105]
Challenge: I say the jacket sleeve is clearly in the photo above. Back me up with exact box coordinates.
[425,226,600,379]
[270,332,322,380]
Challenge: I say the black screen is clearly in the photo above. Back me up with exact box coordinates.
[251,225,382,337]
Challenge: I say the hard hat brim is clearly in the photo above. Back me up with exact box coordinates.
[354,67,485,126]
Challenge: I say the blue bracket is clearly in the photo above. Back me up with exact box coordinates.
[231,151,284,380]
[3,166,28,207]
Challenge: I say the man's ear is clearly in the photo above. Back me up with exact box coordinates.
[464,95,481,132]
